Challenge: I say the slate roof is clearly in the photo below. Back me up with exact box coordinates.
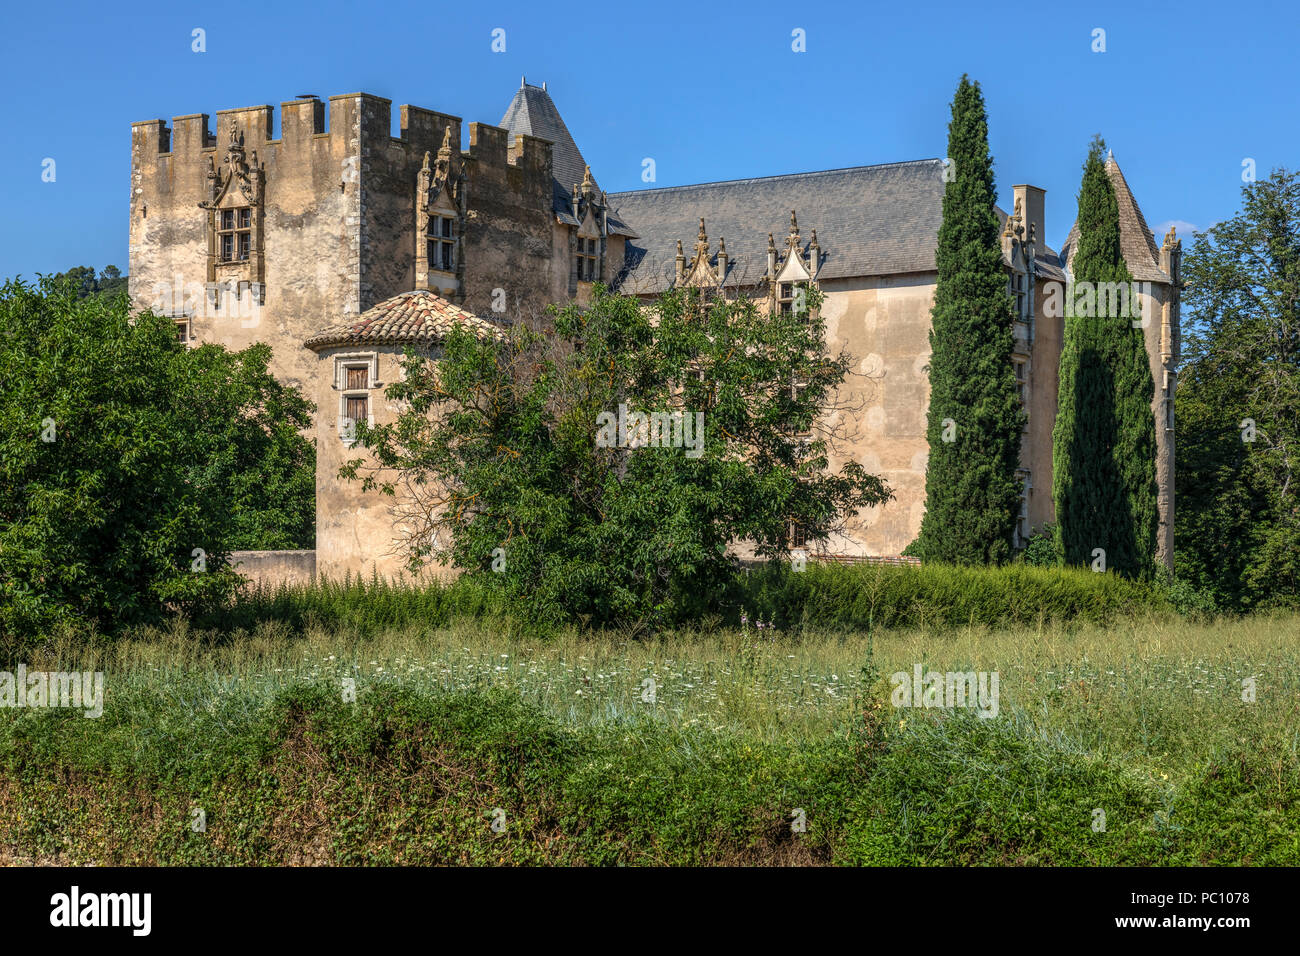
[304,290,506,350]
[608,160,1065,292]
[1059,155,1171,283]
[499,81,634,235]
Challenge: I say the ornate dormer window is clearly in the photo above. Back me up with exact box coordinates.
[568,166,610,292]
[767,211,819,321]
[1010,271,1027,317]
[198,122,265,300]
[572,167,606,286]
[673,219,726,314]
[576,237,600,281]
[1002,198,1036,334]
[429,214,456,273]
[218,208,251,262]
[778,282,802,315]
[417,126,466,294]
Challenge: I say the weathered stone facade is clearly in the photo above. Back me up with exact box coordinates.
[129,81,1179,580]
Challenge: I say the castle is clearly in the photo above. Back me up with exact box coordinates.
[128,81,1180,581]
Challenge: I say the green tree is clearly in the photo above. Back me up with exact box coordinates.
[1176,168,1300,609]
[47,264,128,300]
[1052,138,1158,578]
[910,75,1024,565]
[343,285,891,629]
[0,276,315,637]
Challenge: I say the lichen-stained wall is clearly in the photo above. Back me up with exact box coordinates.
[458,124,556,321]
[130,96,375,399]
[720,266,1062,559]
[228,550,317,588]
[818,274,937,556]
[312,345,458,583]
[1137,281,1177,567]
[360,102,463,310]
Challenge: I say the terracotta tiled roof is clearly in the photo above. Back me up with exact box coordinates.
[1060,156,1171,284]
[304,290,506,350]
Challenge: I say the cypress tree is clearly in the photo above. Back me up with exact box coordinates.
[1052,137,1158,577]
[911,75,1024,565]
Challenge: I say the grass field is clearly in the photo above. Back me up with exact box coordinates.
[1,609,1296,865]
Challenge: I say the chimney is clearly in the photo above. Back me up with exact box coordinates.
[1012,185,1045,262]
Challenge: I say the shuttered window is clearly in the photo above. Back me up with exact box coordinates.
[345,396,368,424]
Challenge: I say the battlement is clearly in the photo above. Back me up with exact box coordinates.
[467,121,552,196]
[134,94,365,157]
[130,92,552,211]
[133,92,548,161]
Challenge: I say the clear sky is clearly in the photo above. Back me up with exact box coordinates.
[3,0,1296,280]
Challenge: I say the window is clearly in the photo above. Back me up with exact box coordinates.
[339,360,373,443]
[1010,271,1027,319]
[345,395,368,427]
[778,282,811,320]
[684,364,715,410]
[778,282,795,314]
[789,520,808,550]
[218,207,251,262]
[576,237,599,281]
[790,380,812,437]
[428,215,456,273]
[176,320,190,345]
[1013,357,1029,432]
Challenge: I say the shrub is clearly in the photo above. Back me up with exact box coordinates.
[733,560,1168,633]
[1019,523,1062,568]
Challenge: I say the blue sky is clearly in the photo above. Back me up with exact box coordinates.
[3,0,1296,280]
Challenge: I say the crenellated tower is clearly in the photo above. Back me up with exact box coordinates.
[130,92,558,396]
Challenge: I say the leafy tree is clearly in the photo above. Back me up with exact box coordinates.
[0,276,315,637]
[910,75,1024,566]
[47,264,127,300]
[1176,168,1300,609]
[1052,137,1158,578]
[343,285,891,629]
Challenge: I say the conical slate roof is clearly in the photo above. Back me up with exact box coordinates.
[1060,155,1171,283]
[500,80,603,226]
[304,290,505,351]
[499,80,636,235]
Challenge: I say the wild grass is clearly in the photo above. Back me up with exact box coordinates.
[19,610,1299,780]
[2,609,1296,865]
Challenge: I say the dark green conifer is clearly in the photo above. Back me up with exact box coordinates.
[911,75,1024,565]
